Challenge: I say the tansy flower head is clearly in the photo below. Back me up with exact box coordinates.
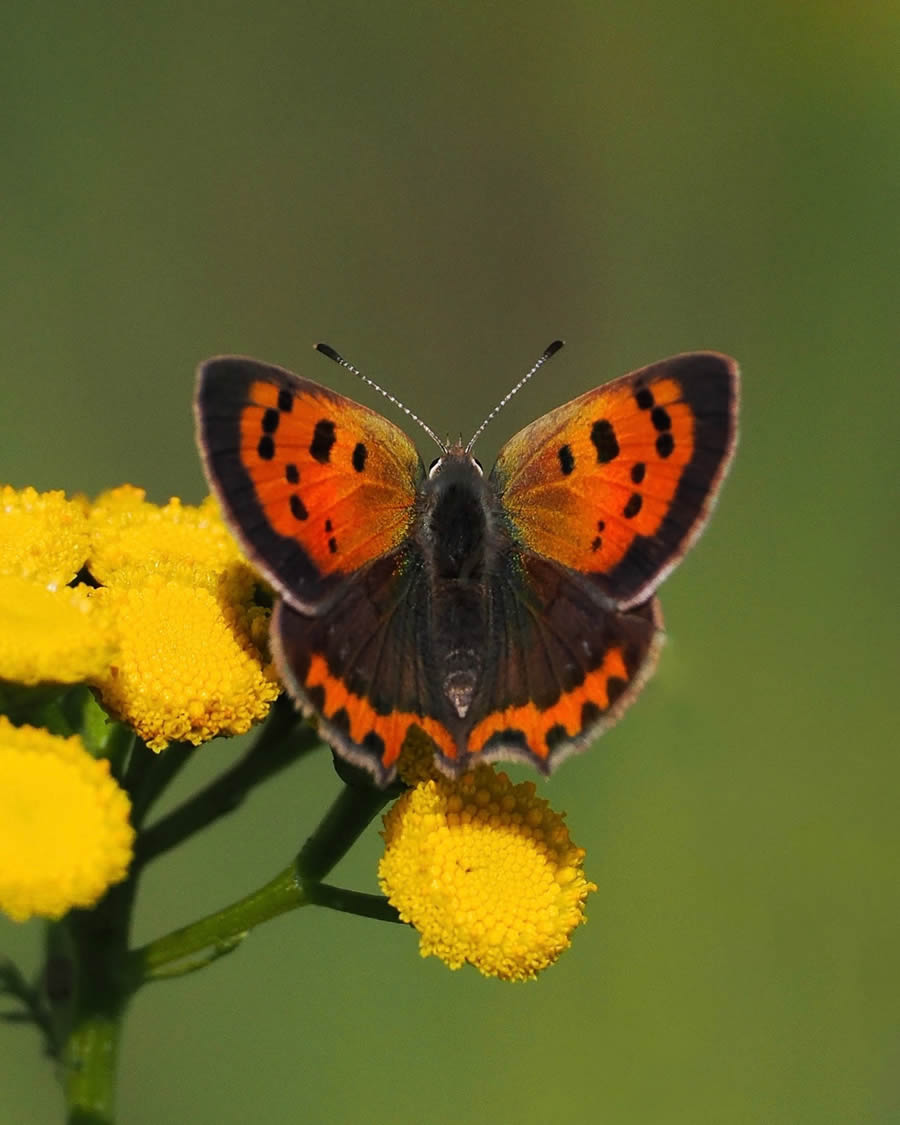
[88,487,255,595]
[0,576,116,685]
[0,486,90,589]
[0,717,134,922]
[379,766,597,981]
[91,577,279,751]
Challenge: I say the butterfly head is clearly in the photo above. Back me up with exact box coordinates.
[427,440,484,481]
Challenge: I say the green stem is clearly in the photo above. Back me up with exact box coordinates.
[101,728,136,785]
[127,741,193,829]
[132,864,306,979]
[296,780,394,883]
[0,956,56,1054]
[134,708,319,869]
[308,883,403,924]
[65,1012,123,1125]
[63,880,138,1125]
[133,776,396,982]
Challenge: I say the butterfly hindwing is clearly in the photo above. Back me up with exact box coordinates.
[271,547,459,785]
[492,352,739,608]
[456,552,663,774]
[195,356,422,610]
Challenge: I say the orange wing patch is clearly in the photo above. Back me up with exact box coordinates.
[197,356,423,608]
[305,652,457,769]
[238,377,420,577]
[467,644,629,758]
[497,376,694,574]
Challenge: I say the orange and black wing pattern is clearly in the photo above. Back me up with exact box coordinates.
[492,352,739,608]
[195,356,422,610]
[272,549,460,786]
[457,553,663,775]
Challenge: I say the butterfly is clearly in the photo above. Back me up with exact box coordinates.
[195,343,739,786]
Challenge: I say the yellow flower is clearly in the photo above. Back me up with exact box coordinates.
[0,717,134,922]
[0,576,116,685]
[88,487,255,595]
[379,767,597,981]
[91,576,279,751]
[0,486,90,589]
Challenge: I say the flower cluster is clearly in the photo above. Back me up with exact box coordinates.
[0,483,278,922]
[86,488,279,750]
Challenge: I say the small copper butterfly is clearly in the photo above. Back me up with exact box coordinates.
[195,344,739,786]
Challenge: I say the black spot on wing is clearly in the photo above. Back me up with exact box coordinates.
[330,707,351,735]
[482,729,529,754]
[623,493,643,519]
[361,730,386,761]
[310,419,337,463]
[606,676,627,704]
[580,700,602,726]
[591,419,619,463]
[306,683,325,713]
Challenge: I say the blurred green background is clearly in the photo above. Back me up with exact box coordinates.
[2,3,897,1123]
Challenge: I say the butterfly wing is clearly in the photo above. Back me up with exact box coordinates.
[492,352,739,608]
[272,548,459,786]
[454,551,663,775]
[195,356,422,610]
[272,539,661,783]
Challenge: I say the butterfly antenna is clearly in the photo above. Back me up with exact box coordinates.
[465,339,565,453]
[315,343,446,453]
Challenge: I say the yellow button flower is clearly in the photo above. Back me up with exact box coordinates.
[0,486,90,589]
[88,487,255,594]
[91,577,279,751]
[379,767,597,981]
[0,717,134,922]
[0,576,116,685]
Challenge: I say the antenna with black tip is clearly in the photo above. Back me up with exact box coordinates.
[465,339,564,453]
[315,342,446,453]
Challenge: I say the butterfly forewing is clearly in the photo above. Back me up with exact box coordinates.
[492,352,739,608]
[196,357,422,611]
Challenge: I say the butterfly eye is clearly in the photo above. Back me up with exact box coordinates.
[472,457,484,476]
[428,456,443,478]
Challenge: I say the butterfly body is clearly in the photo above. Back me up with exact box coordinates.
[196,349,738,785]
